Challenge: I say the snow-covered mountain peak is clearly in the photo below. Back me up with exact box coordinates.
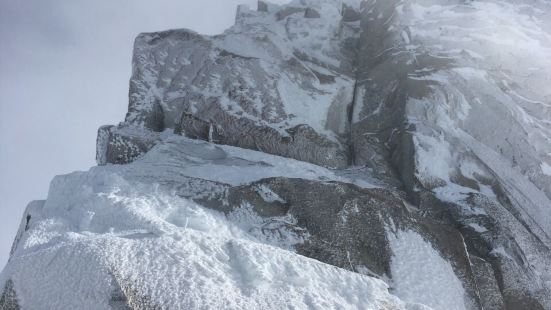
[2,0,551,309]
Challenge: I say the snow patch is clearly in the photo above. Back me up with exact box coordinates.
[541,162,551,176]
[412,132,453,185]
[388,230,467,310]
[468,223,488,233]
[2,157,418,309]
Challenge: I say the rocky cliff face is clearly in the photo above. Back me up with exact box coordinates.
[2,0,551,309]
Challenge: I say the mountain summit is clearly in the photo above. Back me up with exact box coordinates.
[2,0,551,309]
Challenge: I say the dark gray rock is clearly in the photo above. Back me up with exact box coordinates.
[341,4,361,22]
[176,105,348,169]
[110,272,160,310]
[275,7,305,21]
[412,189,551,309]
[226,178,405,276]
[96,125,159,165]
[304,8,320,19]
[0,280,19,310]
[469,255,504,310]
[8,201,44,261]
[257,0,269,12]
[215,177,484,308]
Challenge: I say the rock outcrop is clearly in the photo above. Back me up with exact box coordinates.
[2,0,551,309]
[122,1,359,168]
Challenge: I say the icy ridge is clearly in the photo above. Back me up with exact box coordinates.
[2,135,430,309]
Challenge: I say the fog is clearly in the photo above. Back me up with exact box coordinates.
[0,0,287,269]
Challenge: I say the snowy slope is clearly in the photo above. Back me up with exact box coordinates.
[1,134,429,309]
[388,230,467,310]
[354,0,551,307]
[356,0,551,234]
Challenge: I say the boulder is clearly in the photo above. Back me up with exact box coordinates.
[275,7,305,21]
[257,0,268,12]
[96,125,159,165]
[304,8,320,19]
[341,4,360,22]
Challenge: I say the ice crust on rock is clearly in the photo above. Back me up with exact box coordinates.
[1,136,423,310]
[0,134,490,309]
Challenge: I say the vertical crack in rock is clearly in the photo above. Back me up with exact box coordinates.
[347,80,358,166]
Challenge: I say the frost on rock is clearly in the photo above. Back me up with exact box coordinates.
[0,138,423,309]
[354,0,551,307]
[3,0,551,309]
[96,125,160,165]
[0,134,484,309]
[355,0,551,234]
[121,0,361,168]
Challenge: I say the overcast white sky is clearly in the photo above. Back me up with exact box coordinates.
[0,0,288,269]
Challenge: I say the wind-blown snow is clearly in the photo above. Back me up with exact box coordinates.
[392,0,551,238]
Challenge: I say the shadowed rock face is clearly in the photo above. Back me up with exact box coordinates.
[226,179,405,276]
[276,6,306,20]
[257,0,269,12]
[177,109,348,169]
[341,3,360,22]
[468,256,504,310]
[304,7,321,18]
[96,125,159,165]
[0,280,19,310]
